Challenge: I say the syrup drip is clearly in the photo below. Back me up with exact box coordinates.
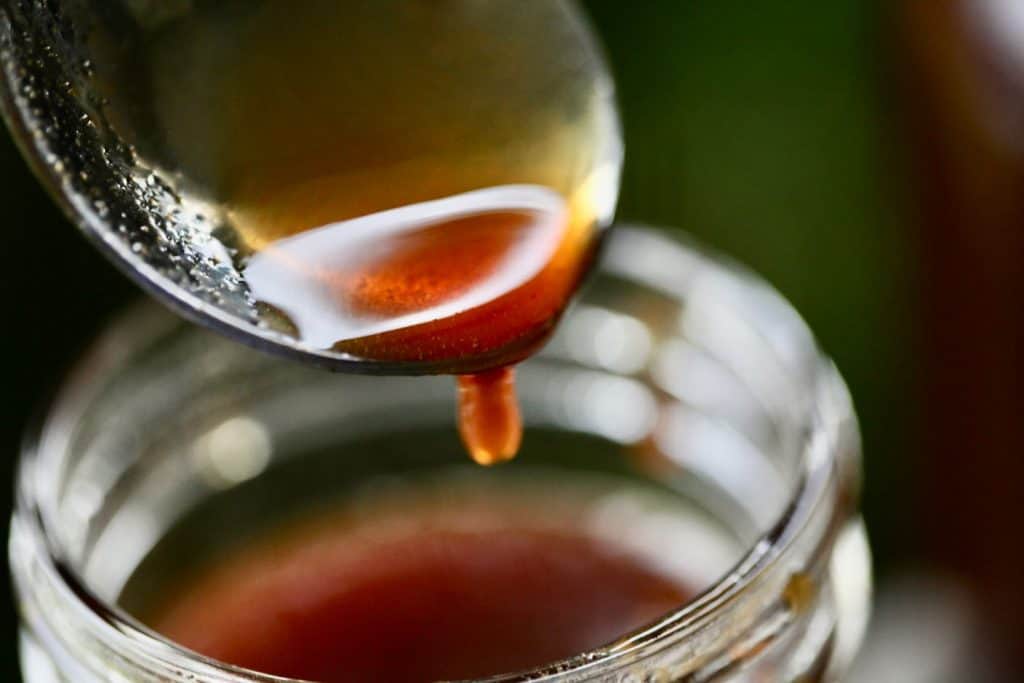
[244,186,591,464]
[456,368,522,466]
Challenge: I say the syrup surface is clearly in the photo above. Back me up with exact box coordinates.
[145,494,692,682]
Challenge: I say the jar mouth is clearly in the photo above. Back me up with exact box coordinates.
[11,226,862,682]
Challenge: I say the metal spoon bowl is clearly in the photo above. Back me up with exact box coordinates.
[0,0,620,374]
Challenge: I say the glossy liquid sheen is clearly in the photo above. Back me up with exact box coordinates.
[105,1,621,463]
[139,490,692,682]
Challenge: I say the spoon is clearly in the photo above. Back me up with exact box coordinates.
[0,0,621,374]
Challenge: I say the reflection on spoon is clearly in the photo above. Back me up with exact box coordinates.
[245,185,567,351]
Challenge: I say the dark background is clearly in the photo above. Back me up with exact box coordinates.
[2,1,1021,680]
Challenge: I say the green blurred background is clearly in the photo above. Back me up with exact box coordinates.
[583,0,916,577]
[2,1,1020,680]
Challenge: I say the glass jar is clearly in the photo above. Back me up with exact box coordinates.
[10,226,870,682]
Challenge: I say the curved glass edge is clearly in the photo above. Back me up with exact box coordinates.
[10,225,868,682]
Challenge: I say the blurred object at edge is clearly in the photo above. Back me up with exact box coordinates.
[896,0,1024,673]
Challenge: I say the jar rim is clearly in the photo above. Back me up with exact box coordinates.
[11,225,860,682]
